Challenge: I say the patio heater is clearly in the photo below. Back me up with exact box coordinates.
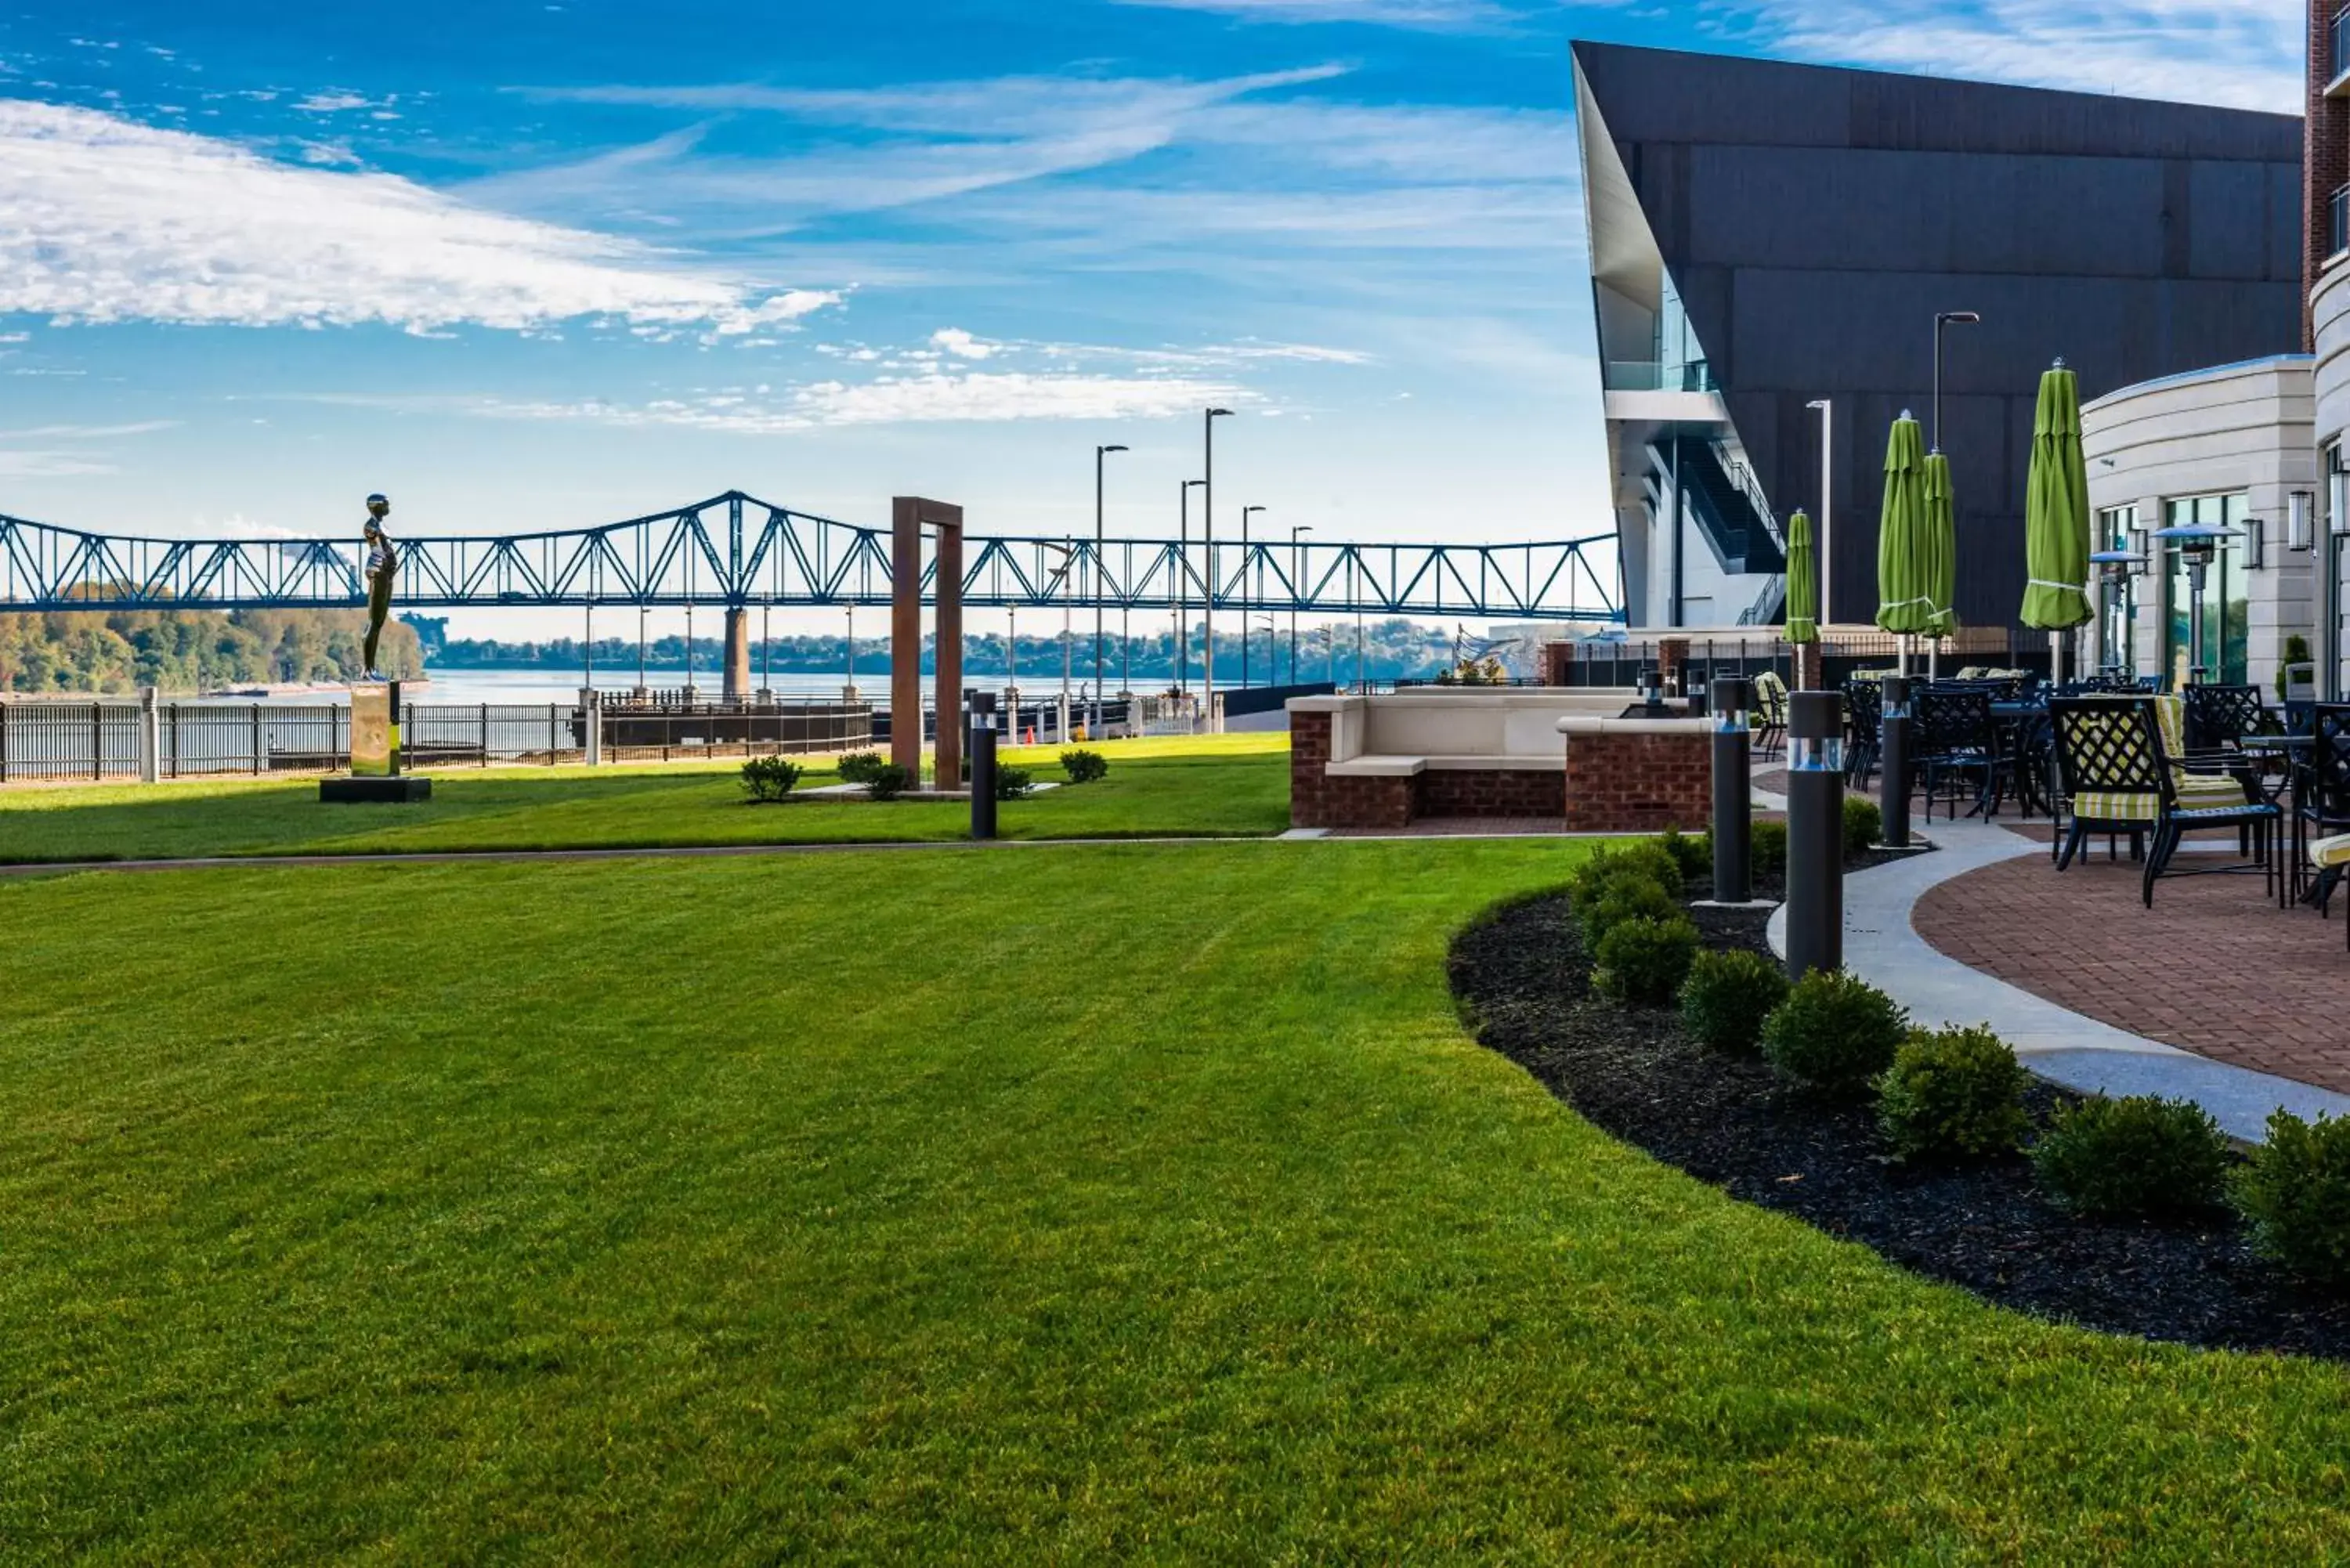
[1878,674,1911,849]
[1709,677,1755,905]
[2149,521,2240,685]
[2088,548,2142,676]
[1784,690,1846,980]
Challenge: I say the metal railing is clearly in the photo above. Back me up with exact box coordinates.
[0,698,876,782]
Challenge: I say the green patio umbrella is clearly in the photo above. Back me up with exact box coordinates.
[2023,359,2092,681]
[1874,413,1932,666]
[1922,450,1957,674]
[1784,508,1819,647]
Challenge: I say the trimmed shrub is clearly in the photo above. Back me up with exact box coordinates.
[2031,1096,2231,1220]
[837,751,885,785]
[995,764,1036,800]
[1760,970,1908,1095]
[1568,841,1686,908]
[1678,948,1789,1056]
[1655,828,1711,883]
[1842,796,1882,860]
[1749,819,1788,876]
[739,756,804,803]
[1061,748,1109,784]
[2234,1111,2350,1287]
[1594,916,1700,1006]
[866,761,913,800]
[1580,877,1681,952]
[1874,1025,2029,1162]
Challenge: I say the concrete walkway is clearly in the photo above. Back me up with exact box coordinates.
[1770,817,2350,1143]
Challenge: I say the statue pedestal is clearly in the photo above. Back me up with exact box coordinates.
[320,775,433,804]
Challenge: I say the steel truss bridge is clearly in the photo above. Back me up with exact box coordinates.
[0,490,1622,622]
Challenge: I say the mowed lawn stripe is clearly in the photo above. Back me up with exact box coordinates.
[0,840,2346,1561]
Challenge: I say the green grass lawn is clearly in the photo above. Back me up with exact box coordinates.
[5,838,2350,1560]
[0,732,1289,862]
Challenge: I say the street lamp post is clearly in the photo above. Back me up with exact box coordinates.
[1178,479,1204,698]
[1094,443,1127,727]
[1240,504,1266,688]
[1290,525,1312,685]
[1805,398,1832,642]
[1932,310,1981,455]
[1203,407,1235,731]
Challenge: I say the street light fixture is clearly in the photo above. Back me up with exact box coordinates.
[1203,407,1235,730]
[1094,443,1128,724]
[1290,525,1312,686]
[2088,548,2143,675]
[1240,504,1267,688]
[1805,398,1832,633]
[1932,311,1981,453]
[1178,479,1205,697]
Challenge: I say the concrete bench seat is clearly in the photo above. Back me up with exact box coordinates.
[1325,753,1572,778]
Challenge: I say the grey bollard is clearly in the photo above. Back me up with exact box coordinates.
[139,685,160,785]
[1878,674,1911,848]
[1711,675,1753,904]
[969,689,998,840]
[1784,689,1844,979]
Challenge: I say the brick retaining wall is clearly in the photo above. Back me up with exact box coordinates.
[1562,730,1712,833]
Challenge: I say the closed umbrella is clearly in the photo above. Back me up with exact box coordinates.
[1875,412,1932,670]
[2023,359,2092,684]
[1784,508,1819,647]
[1922,450,1957,677]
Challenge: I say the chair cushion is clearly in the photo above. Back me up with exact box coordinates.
[2311,833,2350,870]
[2073,791,2159,822]
[2175,773,2248,806]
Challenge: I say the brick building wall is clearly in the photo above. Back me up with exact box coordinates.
[1562,732,1712,834]
[2310,1,2347,351]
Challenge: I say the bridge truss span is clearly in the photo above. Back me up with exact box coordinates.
[0,490,1622,621]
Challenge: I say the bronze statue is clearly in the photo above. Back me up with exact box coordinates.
[362,493,397,681]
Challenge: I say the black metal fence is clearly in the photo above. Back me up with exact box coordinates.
[0,699,877,782]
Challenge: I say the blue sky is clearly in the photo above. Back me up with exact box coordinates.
[0,0,2300,636]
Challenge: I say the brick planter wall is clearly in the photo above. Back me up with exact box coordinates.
[1419,768,1566,818]
[1562,731,1712,833]
[1292,711,1412,829]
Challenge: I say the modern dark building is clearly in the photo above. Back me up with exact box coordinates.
[1574,42,2304,631]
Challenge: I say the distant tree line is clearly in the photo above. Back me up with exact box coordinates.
[427,619,1466,682]
[0,605,421,695]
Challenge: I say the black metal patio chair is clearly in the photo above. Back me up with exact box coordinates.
[2048,696,2280,908]
[1914,686,2006,820]
[1842,677,1882,789]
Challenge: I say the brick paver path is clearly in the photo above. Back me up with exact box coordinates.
[1913,838,2350,1093]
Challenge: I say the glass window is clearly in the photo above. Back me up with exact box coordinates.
[2098,504,2136,674]
[2162,493,2249,687]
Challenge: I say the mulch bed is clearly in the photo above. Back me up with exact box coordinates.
[1449,880,2350,1360]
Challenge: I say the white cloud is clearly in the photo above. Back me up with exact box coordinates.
[1722,0,2298,112]
[0,450,114,477]
[0,420,174,439]
[293,91,376,114]
[1111,0,1515,27]
[310,370,1249,432]
[0,99,842,334]
[930,327,997,360]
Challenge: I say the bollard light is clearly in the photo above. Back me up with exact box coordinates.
[1878,674,1911,849]
[1784,689,1845,979]
[969,688,998,840]
[1711,676,1754,905]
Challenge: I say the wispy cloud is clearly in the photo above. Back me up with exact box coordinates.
[0,99,841,334]
[1111,0,1519,28]
[1720,0,2298,112]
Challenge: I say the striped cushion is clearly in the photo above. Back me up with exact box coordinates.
[2072,791,2159,822]
[2312,833,2350,870]
[2175,773,2248,805]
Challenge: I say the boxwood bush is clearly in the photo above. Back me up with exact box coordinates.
[1580,877,1681,952]
[837,751,884,785]
[2234,1111,2350,1286]
[1569,842,1686,907]
[1749,819,1788,876]
[1874,1025,2029,1162]
[2030,1096,2231,1220]
[1678,948,1789,1056]
[1842,796,1882,859]
[1760,970,1908,1095]
[866,761,913,800]
[1594,916,1701,1006]
[1654,828,1711,883]
[995,764,1036,800]
[739,756,804,803]
[1060,748,1109,784]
